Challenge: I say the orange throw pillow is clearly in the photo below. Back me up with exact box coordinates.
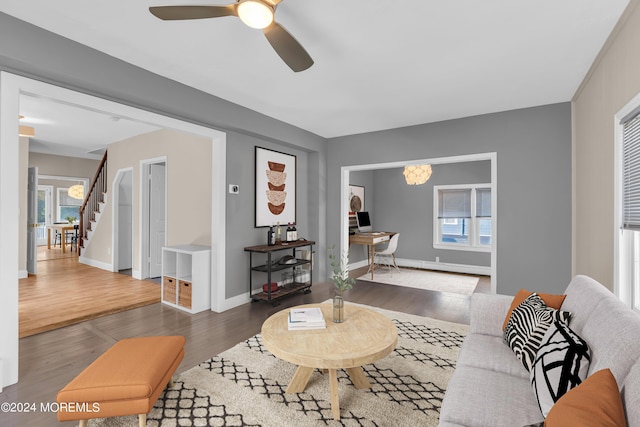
[544,369,627,427]
[502,289,567,331]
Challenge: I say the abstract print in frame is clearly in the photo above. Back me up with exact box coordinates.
[349,185,365,212]
[255,146,296,227]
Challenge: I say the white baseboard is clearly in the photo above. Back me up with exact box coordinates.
[350,258,491,276]
[132,269,142,280]
[216,292,252,312]
[350,259,370,270]
[18,269,28,279]
[78,256,113,272]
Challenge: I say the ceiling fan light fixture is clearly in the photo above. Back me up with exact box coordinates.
[237,0,274,29]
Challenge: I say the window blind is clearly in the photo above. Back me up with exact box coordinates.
[438,189,471,218]
[476,188,492,218]
[623,113,640,230]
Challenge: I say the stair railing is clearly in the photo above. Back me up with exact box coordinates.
[79,151,107,255]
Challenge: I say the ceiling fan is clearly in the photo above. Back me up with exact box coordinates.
[149,0,314,72]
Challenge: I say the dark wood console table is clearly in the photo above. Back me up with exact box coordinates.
[244,240,315,305]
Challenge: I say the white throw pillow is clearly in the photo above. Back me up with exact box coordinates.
[530,320,591,417]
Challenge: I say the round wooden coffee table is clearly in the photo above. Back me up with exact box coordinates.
[261,303,398,420]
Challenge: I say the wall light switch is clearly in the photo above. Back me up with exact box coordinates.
[229,184,240,194]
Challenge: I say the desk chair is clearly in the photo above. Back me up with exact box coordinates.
[374,233,400,273]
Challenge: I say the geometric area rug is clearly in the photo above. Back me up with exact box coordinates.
[86,304,469,427]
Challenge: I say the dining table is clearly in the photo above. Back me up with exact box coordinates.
[47,223,78,253]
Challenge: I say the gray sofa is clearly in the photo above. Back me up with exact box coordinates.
[440,275,640,426]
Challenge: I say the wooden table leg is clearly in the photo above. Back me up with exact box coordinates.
[328,368,341,420]
[47,228,51,249]
[286,365,314,393]
[370,244,376,280]
[346,366,370,389]
[61,229,67,253]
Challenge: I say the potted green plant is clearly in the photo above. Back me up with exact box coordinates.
[328,245,355,323]
[65,216,77,224]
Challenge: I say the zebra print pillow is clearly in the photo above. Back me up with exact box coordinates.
[530,320,590,417]
[504,293,572,371]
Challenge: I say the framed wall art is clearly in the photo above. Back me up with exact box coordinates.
[255,146,296,227]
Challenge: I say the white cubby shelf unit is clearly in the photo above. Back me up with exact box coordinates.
[161,244,211,313]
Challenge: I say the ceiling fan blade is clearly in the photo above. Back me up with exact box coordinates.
[263,22,313,72]
[149,5,237,21]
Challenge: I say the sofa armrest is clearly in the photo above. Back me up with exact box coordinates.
[470,293,513,337]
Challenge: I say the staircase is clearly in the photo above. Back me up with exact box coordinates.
[79,151,107,255]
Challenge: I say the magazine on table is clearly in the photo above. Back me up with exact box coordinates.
[288,307,326,330]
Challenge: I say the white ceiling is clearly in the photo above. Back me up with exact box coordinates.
[3,0,630,156]
[20,94,161,159]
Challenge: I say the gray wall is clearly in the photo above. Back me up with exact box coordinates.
[348,170,375,263]
[226,131,313,298]
[0,13,328,299]
[370,161,491,267]
[0,12,573,298]
[328,103,572,296]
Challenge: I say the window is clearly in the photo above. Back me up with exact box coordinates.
[37,185,53,244]
[434,184,492,252]
[619,106,640,313]
[57,188,82,222]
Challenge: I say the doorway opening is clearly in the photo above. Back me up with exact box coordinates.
[1,72,227,388]
[113,169,133,274]
[141,159,167,280]
[340,152,497,293]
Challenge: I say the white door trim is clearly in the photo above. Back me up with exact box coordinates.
[26,166,38,276]
[0,71,227,389]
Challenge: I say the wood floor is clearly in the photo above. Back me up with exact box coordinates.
[2,259,489,426]
[19,247,160,337]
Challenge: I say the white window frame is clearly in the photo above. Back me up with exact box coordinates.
[56,187,82,222]
[433,183,492,252]
[37,185,53,246]
[615,90,640,313]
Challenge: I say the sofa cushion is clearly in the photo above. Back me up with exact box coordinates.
[440,365,544,427]
[470,293,513,337]
[504,293,571,371]
[457,333,529,379]
[502,289,567,331]
[544,369,627,427]
[530,321,590,417]
[561,275,617,335]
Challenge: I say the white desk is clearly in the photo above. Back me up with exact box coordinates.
[47,223,78,253]
[349,232,396,280]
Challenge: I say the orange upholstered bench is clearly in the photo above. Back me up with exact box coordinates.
[57,335,186,427]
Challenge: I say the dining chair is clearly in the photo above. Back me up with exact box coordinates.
[52,222,67,248]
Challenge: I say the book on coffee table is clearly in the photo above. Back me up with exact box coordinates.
[288,307,326,330]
